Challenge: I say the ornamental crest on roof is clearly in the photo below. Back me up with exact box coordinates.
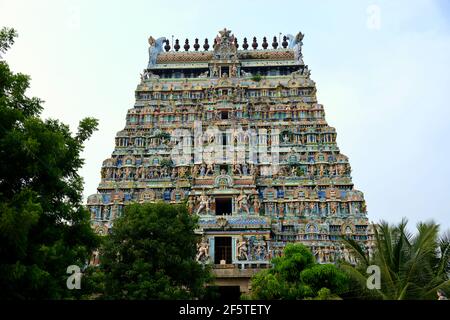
[213,28,237,60]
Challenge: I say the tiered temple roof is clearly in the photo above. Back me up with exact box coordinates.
[87,29,373,285]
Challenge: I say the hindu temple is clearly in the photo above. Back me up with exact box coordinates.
[87,28,374,294]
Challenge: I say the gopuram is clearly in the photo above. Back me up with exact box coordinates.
[87,28,373,293]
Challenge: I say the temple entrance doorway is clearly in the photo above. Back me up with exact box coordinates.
[215,197,232,215]
[204,285,241,300]
[214,236,232,264]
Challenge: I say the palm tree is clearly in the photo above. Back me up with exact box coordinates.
[339,218,450,300]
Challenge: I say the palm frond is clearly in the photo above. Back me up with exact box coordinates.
[404,222,440,287]
[436,231,450,277]
[373,222,397,295]
[340,236,370,266]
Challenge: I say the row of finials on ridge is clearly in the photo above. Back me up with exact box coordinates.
[163,36,293,52]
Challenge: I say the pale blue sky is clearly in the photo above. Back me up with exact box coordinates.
[1,0,449,232]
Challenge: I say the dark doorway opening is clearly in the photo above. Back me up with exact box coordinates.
[215,198,232,215]
[204,286,241,300]
[221,111,229,120]
[220,164,228,174]
[221,66,229,76]
[222,132,227,145]
[214,236,232,264]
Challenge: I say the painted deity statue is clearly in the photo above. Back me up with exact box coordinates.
[196,192,210,215]
[187,196,195,214]
[236,238,248,260]
[236,190,250,215]
[196,238,209,262]
[253,197,260,215]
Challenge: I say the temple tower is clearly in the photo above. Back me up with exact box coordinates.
[87,29,373,293]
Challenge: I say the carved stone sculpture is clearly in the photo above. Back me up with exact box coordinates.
[236,238,248,260]
[196,238,210,262]
[196,192,210,215]
[147,36,167,68]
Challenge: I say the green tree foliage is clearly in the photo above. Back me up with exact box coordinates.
[251,74,262,82]
[97,202,212,299]
[340,218,450,300]
[0,27,100,299]
[248,243,349,299]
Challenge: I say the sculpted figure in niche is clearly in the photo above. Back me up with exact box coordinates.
[253,197,260,215]
[242,163,249,175]
[236,237,248,260]
[123,167,130,180]
[196,238,210,262]
[178,166,187,178]
[171,167,177,179]
[205,163,214,176]
[318,248,325,263]
[338,164,346,175]
[337,246,344,261]
[250,164,257,176]
[345,226,352,235]
[330,202,338,215]
[236,190,250,215]
[196,192,210,215]
[104,206,111,220]
[320,202,327,215]
[291,167,297,177]
[329,164,335,176]
[319,164,324,176]
[279,203,284,217]
[116,167,122,180]
[198,70,209,78]
[329,246,335,262]
[187,196,195,214]
[288,202,295,215]
[108,167,114,179]
[329,188,337,199]
[323,247,330,262]
[343,247,350,263]
[233,163,242,175]
[191,165,199,178]
[230,64,237,77]
[309,202,316,214]
[212,65,219,77]
[254,240,267,260]
[134,166,142,180]
[199,163,206,176]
